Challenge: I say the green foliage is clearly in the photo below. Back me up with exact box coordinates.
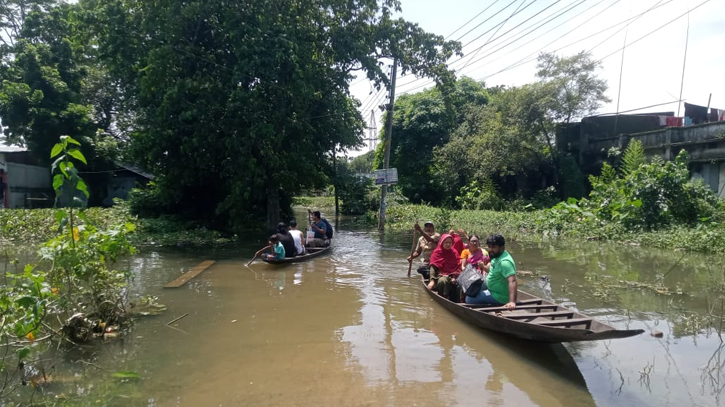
[621,139,646,176]
[378,202,725,254]
[385,77,490,205]
[128,182,171,218]
[51,135,89,209]
[535,51,610,123]
[456,178,504,211]
[71,0,460,230]
[574,150,721,231]
[557,154,586,199]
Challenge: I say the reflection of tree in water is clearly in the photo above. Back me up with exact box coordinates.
[702,343,725,406]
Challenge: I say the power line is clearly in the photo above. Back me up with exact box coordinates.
[459,0,532,72]
[398,0,594,94]
[393,0,522,90]
[458,0,587,75]
[445,0,503,39]
[598,0,709,62]
[452,0,520,43]
[592,99,683,116]
[479,0,675,82]
[586,0,666,54]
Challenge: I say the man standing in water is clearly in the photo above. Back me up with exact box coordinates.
[465,234,517,310]
[406,221,440,278]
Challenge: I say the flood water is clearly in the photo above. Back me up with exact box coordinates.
[10,216,725,407]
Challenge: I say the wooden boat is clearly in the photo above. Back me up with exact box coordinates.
[262,244,331,264]
[422,277,644,342]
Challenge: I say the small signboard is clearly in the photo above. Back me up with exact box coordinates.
[374,168,398,185]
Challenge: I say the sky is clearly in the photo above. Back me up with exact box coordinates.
[349,0,725,155]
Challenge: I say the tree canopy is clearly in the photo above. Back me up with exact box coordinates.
[1,0,461,229]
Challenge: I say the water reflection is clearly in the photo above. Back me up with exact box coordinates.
[7,216,725,407]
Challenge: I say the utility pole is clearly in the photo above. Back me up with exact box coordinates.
[378,60,397,231]
[333,145,339,217]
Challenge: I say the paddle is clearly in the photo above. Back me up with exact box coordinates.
[247,245,271,266]
[407,227,417,277]
[407,219,424,277]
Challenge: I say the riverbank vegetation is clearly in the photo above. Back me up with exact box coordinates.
[0,138,143,403]
[370,140,725,253]
[1,203,231,247]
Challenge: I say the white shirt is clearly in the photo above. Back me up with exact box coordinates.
[289,229,305,254]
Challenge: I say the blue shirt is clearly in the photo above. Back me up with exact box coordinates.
[313,221,327,239]
[273,242,285,259]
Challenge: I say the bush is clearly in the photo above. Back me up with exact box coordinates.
[582,150,720,230]
[457,179,505,210]
[128,181,171,218]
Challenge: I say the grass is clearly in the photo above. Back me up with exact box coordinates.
[0,203,233,248]
[374,203,725,254]
[293,196,336,211]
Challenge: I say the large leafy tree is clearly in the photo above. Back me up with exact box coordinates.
[0,2,123,205]
[433,51,609,205]
[377,76,489,205]
[75,0,461,230]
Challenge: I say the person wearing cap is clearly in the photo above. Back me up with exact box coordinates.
[407,221,440,277]
[465,234,517,310]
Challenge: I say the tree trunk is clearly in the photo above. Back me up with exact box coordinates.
[266,186,280,231]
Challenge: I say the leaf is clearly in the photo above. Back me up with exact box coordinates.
[77,210,92,225]
[76,179,90,198]
[64,136,81,146]
[67,149,87,164]
[55,209,68,226]
[16,347,31,360]
[59,161,68,178]
[16,296,36,308]
[112,371,140,379]
[53,174,63,191]
[50,143,63,158]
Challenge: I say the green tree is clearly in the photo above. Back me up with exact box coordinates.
[535,51,610,124]
[76,0,461,230]
[377,77,490,205]
[0,1,121,205]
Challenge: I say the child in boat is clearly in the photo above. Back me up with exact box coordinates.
[261,235,285,260]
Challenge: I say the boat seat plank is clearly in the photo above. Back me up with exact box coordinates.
[461,299,543,309]
[504,311,575,320]
[534,318,592,329]
[478,304,559,312]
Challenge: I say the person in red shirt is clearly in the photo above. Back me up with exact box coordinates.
[427,234,461,301]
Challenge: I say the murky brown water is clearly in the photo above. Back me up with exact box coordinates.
[10,216,725,407]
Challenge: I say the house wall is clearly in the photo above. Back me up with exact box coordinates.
[103,177,137,206]
[581,121,725,194]
[6,162,52,208]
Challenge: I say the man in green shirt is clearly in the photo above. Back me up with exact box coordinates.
[464,234,517,310]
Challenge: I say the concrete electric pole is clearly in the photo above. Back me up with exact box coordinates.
[378,60,397,231]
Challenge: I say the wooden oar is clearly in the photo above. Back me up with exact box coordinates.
[407,227,418,277]
[247,245,270,267]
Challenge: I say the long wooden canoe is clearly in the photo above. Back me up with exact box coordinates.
[262,244,331,264]
[422,277,644,342]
